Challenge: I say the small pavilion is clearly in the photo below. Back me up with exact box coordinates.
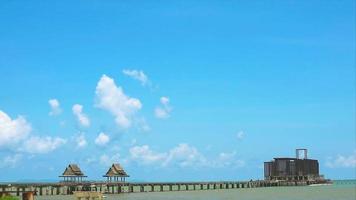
[59,164,87,182]
[103,163,129,182]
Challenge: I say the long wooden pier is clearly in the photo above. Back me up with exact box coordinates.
[0,180,312,197]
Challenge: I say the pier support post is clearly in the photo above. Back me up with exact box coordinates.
[177,185,181,191]
[160,185,163,192]
[118,185,122,193]
[169,185,173,191]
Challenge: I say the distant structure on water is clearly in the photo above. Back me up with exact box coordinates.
[264,149,325,182]
[59,163,129,182]
[103,163,130,182]
[59,164,87,182]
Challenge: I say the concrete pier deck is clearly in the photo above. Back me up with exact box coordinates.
[0,180,314,197]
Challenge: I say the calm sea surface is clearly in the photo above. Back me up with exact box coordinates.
[36,180,356,200]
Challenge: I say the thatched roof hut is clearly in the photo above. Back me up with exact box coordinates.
[103,163,129,182]
[59,164,87,182]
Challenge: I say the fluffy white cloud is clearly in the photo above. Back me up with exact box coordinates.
[72,104,90,127]
[48,99,62,116]
[76,133,87,149]
[164,143,207,167]
[122,69,149,86]
[0,110,66,156]
[129,143,245,169]
[154,96,172,119]
[95,74,142,129]
[129,145,167,165]
[21,136,66,154]
[0,110,31,148]
[326,151,356,168]
[95,132,110,146]
[0,154,22,168]
[236,131,244,140]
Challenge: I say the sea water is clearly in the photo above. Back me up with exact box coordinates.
[36,180,356,200]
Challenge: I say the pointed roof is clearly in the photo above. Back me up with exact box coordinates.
[103,163,129,177]
[60,164,86,177]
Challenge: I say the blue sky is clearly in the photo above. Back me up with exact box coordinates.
[0,0,355,182]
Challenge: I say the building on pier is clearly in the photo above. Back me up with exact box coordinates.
[59,164,87,182]
[103,163,129,182]
[264,149,325,181]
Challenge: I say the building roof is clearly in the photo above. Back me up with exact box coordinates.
[103,163,129,177]
[60,164,87,177]
[273,157,318,161]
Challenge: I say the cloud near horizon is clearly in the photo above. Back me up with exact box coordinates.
[0,154,22,168]
[128,143,245,169]
[21,136,66,154]
[0,110,31,148]
[326,151,356,168]
[0,110,66,155]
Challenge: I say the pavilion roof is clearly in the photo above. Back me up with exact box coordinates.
[60,164,86,177]
[103,163,129,177]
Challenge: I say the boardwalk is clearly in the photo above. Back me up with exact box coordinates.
[0,180,312,197]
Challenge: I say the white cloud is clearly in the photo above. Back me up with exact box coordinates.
[95,74,142,129]
[0,110,31,148]
[160,97,169,105]
[72,104,90,127]
[164,143,207,167]
[21,136,66,154]
[99,153,121,166]
[128,143,245,169]
[95,132,110,146]
[122,69,149,86]
[48,99,62,116]
[236,131,244,140]
[326,151,356,168]
[129,145,167,165]
[76,133,87,149]
[0,154,22,168]
[154,96,172,119]
[213,151,245,168]
[0,110,67,154]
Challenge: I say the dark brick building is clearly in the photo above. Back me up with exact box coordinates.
[264,149,323,181]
